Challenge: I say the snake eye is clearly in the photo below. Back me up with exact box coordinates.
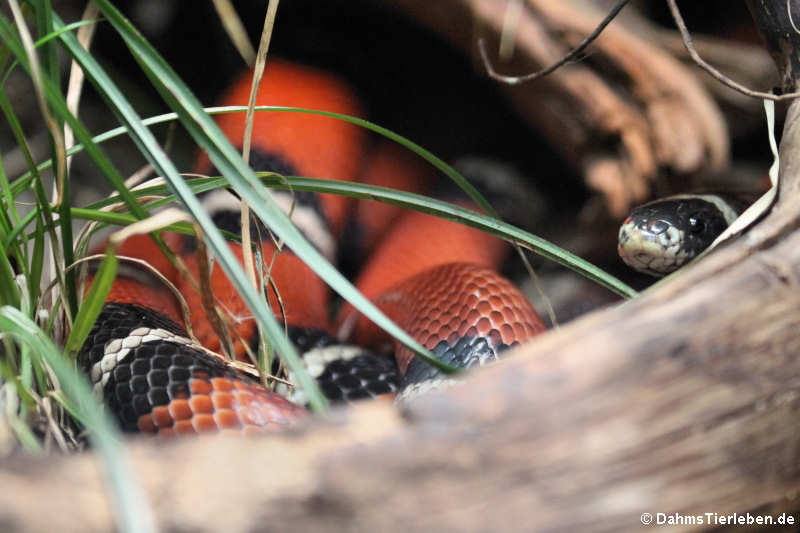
[646,219,669,235]
[688,216,705,234]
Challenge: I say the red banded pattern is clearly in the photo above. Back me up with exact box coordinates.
[78,60,547,437]
[79,302,305,436]
[337,143,546,395]
[340,203,546,395]
[79,60,392,435]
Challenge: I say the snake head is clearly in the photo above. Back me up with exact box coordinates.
[618,195,737,277]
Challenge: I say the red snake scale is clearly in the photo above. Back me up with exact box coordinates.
[78,59,546,436]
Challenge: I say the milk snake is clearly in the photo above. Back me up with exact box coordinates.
[617,193,757,277]
[78,60,547,436]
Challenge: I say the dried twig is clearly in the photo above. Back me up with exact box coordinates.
[241,0,281,295]
[210,0,256,65]
[64,3,100,173]
[478,0,632,85]
[666,0,800,101]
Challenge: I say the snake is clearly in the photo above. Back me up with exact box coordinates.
[78,59,547,436]
[617,193,756,277]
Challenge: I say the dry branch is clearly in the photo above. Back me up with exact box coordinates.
[389,0,730,216]
[592,0,776,137]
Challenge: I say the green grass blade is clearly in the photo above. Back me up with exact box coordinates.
[9,104,633,298]
[28,214,45,311]
[0,15,150,222]
[34,0,61,90]
[0,307,156,533]
[77,174,636,298]
[265,178,637,298]
[0,238,20,307]
[10,106,635,298]
[0,151,21,225]
[0,82,62,306]
[10,167,635,300]
[11,104,496,214]
[9,173,635,305]
[63,249,117,354]
[0,19,98,86]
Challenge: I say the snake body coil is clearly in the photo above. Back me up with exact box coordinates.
[78,60,546,436]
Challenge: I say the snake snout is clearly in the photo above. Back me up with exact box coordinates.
[617,194,747,277]
[617,216,685,276]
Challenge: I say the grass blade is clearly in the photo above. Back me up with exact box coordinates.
[0,307,155,533]
[76,175,637,298]
[63,249,117,354]
[0,15,150,221]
